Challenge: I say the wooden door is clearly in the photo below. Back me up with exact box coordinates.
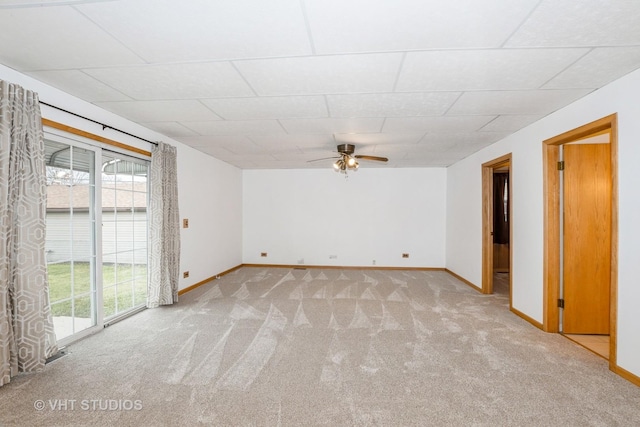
[562,143,611,334]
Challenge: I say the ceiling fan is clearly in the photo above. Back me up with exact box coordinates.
[309,144,388,174]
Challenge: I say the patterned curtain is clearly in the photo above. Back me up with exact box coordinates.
[147,142,180,308]
[0,80,58,387]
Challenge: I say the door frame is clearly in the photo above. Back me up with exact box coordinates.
[542,114,618,367]
[482,153,512,300]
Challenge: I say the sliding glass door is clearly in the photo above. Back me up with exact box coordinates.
[45,135,149,344]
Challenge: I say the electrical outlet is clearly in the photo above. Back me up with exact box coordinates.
[183,218,189,228]
[402,253,409,258]
[183,271,189,278]
[329,255,337,259]
[261,252,268,257]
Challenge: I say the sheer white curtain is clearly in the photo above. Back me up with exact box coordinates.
[147,142,180,308]
[0,80,58,387]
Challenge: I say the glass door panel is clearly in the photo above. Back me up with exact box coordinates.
[101,152,148,320]
[45,140,97,341]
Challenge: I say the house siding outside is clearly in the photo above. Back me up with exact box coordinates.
[46,182,148,265]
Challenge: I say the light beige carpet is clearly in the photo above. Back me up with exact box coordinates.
[1,267,639,426]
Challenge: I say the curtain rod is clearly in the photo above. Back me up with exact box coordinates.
[40,101,159,146]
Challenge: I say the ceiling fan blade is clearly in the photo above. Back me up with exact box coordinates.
[307,156,340,163]
[354,155,388,162]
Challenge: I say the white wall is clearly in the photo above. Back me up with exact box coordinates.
[0,64,243,290]
[243,168,447,268]
[177,143,242,286]
[446,68,640,378]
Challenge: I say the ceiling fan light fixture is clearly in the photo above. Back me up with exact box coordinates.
[334,158,347,172]
[314,144,386,174]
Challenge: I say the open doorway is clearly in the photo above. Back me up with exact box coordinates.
[542,114,618,366]
[481,153,512,306]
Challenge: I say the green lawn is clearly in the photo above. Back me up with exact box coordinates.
[48,262,147,319]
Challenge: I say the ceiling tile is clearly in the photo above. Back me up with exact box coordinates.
[234,53,404,96]
[544,46,640,89]
[305,0,538,53]
[77,0,312,62]
[293,147,339,164]
[216,139,265,156]
[176,135,268,158]
[182,120,286,136]
[364,143,462,167]
[279,118,384,134]
[334,133,425,145]
[418,132,509,149]
[95,100,222,122]
[139,122,199,138]
[26,70,131,102]
[506,0,640,47]
[248,134,334,150]
[84,63,254,100]
[176,135,252,147]
[187,145,238,162]
[0,6,143,70]
[448,90,593,115]
[479,115,542,132]
[327,92,460,117]
[396,49,589,92]
[269,151,313,161]
[383,116,496,133]
[202,96,328,120]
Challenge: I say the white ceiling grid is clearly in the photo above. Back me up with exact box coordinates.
[1,0,639,168]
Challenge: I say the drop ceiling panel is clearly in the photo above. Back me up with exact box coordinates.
[419,132,509,149]
[0,6,143,70]
[279,118,384,134]
[366,143,452,162]
[305,0,539,53]
[248,134,334,150]
[383,116,496,133]
[139,122,199,138]
[327,92,460,117]
[505,0,640,47]
[185,145,238,161]
[26,70,131,102]
[234,53,404,96]
[76,0,312,62]
[448,90,593,115]
[334,133,425,145]
[479,115,542,132]
[95,100,222,122]
[202,96,328,120]
[211,139,264,156]
[84,63,254,100]
[396,49,589,92]
[269,150,316,162]
[543,47,640,89]
[176,135,252,148]
[183,120,286,136]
